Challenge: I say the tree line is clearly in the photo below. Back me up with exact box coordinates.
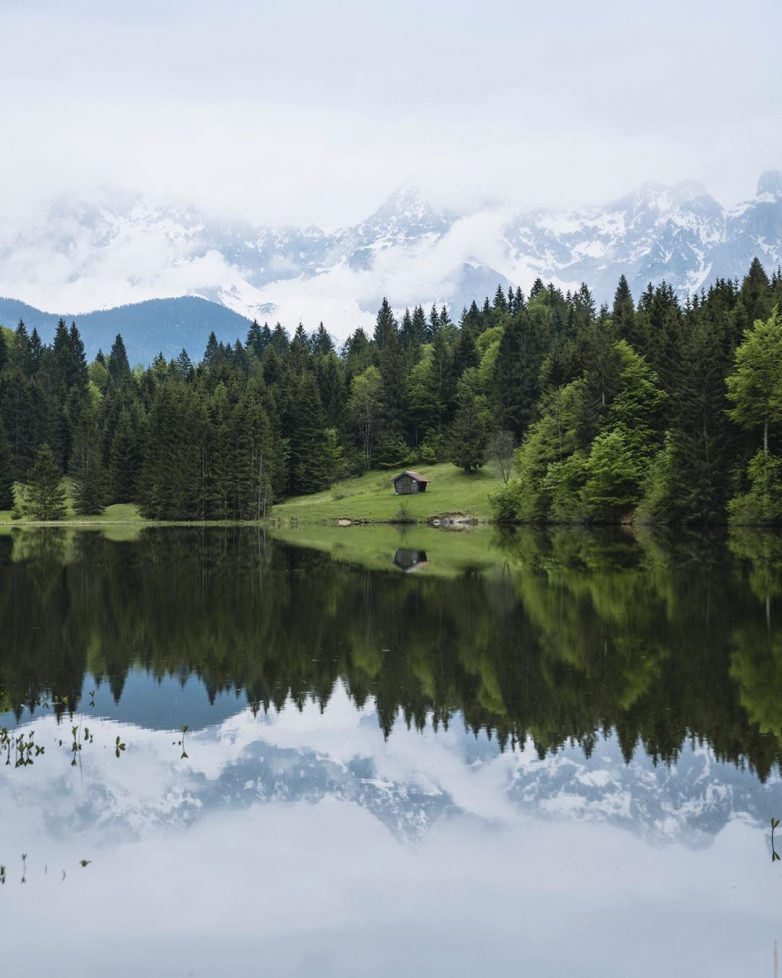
[1,257,781,522]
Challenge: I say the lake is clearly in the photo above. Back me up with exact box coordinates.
[1,525,781,976]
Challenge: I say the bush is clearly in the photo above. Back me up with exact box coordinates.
[375,432,413,470]
[728,450,782,525]
[489,481,524,523]
[391,505,416,524]
[418,436,446,465]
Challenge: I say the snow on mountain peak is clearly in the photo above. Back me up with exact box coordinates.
[0,173,780,341]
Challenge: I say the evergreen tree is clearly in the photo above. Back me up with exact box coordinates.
[108,334,131,384]
[611,275,636,342]
[449,371,488,473]
[108,405,144,504]
[411,305,428,346]
[13,321,34,376]
[23,444,66,520]
[71,403,106,515]
[287,372,331,495]
[0,421,13,510]
[373,299,397,351]
[493,306,549,437]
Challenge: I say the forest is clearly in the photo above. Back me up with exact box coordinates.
[1,257,781,524]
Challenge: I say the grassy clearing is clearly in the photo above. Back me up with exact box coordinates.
[272,462,504,525]
[0,480,143,525]
[0,461,504,529]
[271,522,505,577]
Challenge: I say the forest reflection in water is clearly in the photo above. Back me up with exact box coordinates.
[4,525,782,977]
[2,523,782,778]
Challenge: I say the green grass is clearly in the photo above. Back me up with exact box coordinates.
[272,522,504,577]
[0,480,143,525]
[0,461,504,529]
[272,462,504,525]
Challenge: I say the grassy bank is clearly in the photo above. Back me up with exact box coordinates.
[272,462,504,524]
[0,501,142,525]
[0,462,504,528]
[271,522,503,577]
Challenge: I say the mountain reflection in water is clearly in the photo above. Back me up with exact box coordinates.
[1,526,782,977]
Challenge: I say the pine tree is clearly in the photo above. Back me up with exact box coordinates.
[373,298,397,351]
[71,404,106,515]
[449,372,488,473]
[104,399,143,503]
[611,275,636,342]
[23,444,66,520]
[493,307,549,437]
[246,320,266,359]
[108,334,131,384]
[411,305,428,346]
[493,284,508,312]
[13,321,34,376]
[0,421,13,510]
[311,323,334,357]
[287,372,331,494]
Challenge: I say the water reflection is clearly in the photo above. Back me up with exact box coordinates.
[393,548,428,572]
[2,525,782,775]
[2,526,782,976]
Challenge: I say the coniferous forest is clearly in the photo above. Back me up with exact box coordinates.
[1,257,782,524]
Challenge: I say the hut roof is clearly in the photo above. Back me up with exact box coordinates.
[393,470,427,483]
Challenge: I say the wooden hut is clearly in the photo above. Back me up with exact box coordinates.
[392,470,428,495]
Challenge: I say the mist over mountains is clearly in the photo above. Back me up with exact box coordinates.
[0,172,781,361]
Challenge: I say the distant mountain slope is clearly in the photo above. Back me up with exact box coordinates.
[0,172,780,341]
[0,295,252,362]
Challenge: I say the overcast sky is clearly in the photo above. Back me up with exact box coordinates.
[1,0,781,226]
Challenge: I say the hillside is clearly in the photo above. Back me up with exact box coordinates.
[0,295,252,362]
[271,463,504,524]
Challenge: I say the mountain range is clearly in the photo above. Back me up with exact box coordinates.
[0,171,781,361]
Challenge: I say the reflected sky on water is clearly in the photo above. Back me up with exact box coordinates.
[1,526,781,975]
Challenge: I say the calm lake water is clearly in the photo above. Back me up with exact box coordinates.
[1,525,782,976]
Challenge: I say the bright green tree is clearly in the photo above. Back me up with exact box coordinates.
[348,365,384,470]
[23,444,66,520]
[726,308,782,457]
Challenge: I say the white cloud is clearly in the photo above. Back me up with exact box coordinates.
[1,0,780,227]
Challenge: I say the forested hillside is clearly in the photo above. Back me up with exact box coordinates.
[0,257,781,523]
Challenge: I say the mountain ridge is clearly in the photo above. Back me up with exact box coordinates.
[0,172,780,353]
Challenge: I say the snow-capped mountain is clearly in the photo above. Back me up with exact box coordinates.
[1,173,780,344]
[4,687,782,849]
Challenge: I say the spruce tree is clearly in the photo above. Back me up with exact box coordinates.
[71,404,106,515]
[611,275,636,342]
[411,305,428,346]
[24,444,66,520]
[108,334,131,384]
[373,299,397,351]
[449,376,488,474]
[13,321,34,376]
[0,421,13,510]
